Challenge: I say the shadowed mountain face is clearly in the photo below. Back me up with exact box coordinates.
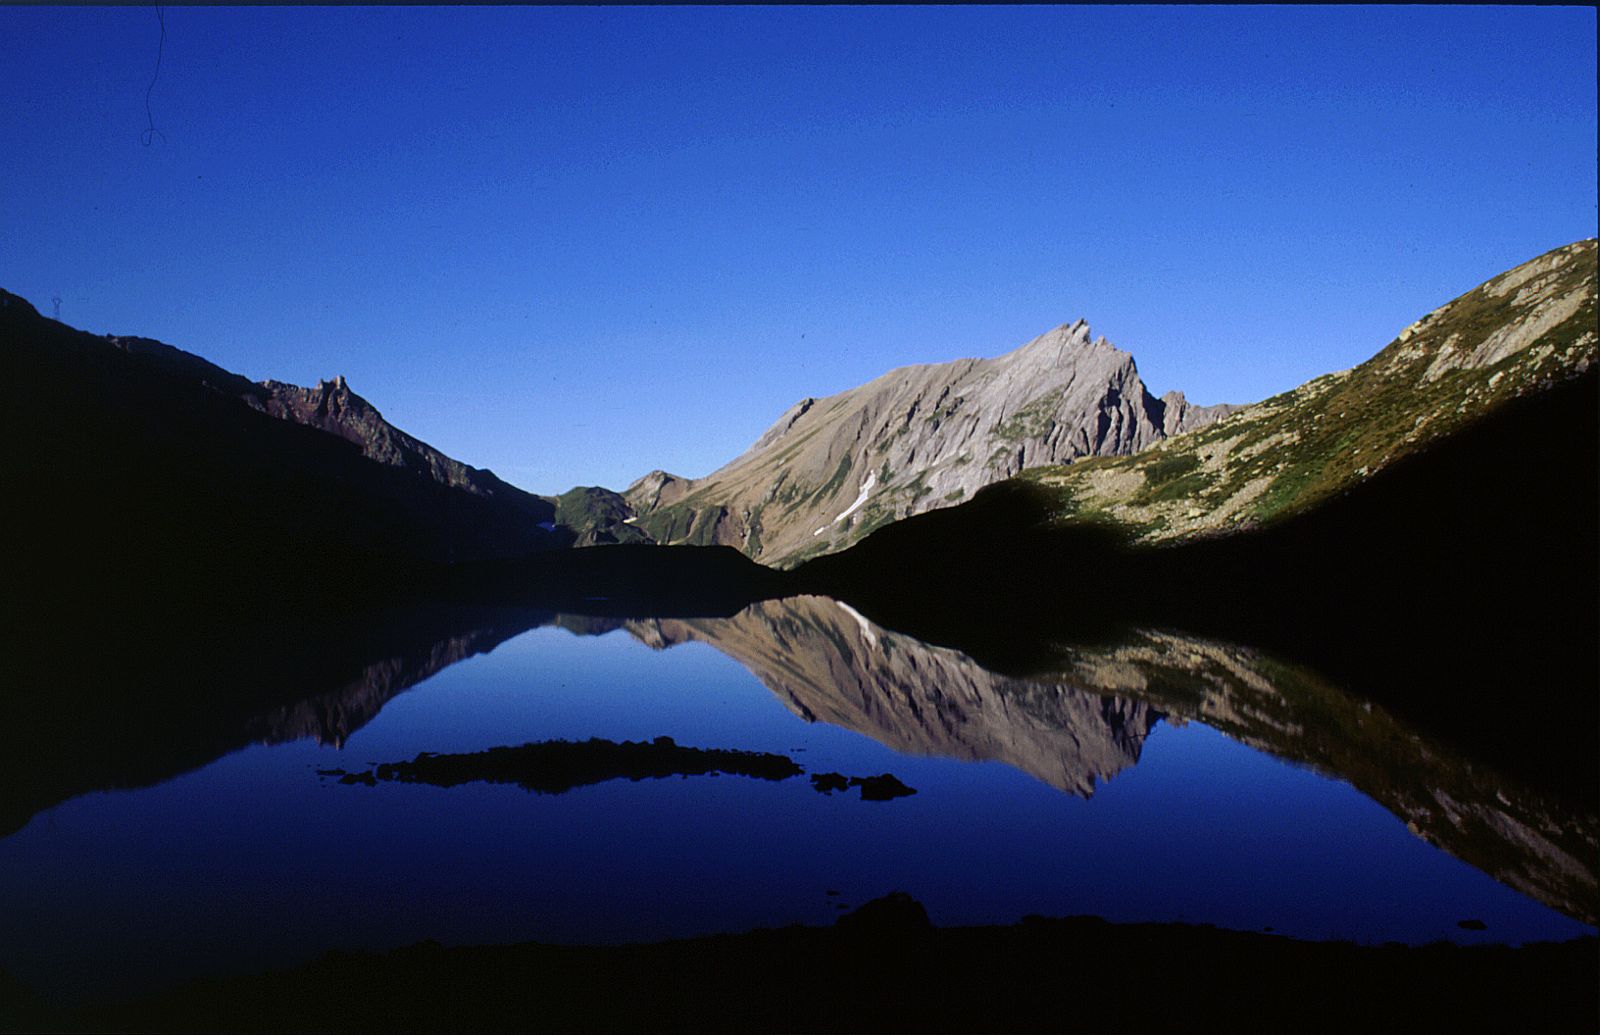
[621,320,1236,565]
[0,289,566,617]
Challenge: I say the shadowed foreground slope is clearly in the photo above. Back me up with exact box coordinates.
[15,896,1593,1034]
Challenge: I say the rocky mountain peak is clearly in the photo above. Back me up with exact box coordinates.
[624,320,1237,565]
[1008,318,1105,356]
[625,469,692,511]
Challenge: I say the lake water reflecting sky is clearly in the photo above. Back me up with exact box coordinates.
[1,603,1592,1006]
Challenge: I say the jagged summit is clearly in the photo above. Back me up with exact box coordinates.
[1004,318,1117,358]
[622,321,1236,565]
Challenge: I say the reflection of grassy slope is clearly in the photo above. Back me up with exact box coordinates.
[1052,631,1598,924]
[1023,239,1598,540]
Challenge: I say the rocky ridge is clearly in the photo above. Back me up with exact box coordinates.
[621,321,1235,566]
[95,330,548,520]
[1,289,566,566]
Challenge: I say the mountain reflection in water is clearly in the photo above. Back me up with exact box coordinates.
[5,590,1593,932]
[590,597,1598,925]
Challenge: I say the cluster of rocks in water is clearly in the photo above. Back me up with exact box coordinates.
[809,771,917,801]
[318,736,916,801]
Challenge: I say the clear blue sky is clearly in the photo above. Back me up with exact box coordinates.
[3,5,1595,494]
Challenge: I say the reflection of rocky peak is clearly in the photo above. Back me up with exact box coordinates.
[245,625,533,748]
[0,603,554,840]
[622,596,1163,797]
[578,598,1595,924]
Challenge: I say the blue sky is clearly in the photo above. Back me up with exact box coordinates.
[3,5,1595,494]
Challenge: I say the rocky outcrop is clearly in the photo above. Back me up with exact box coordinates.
[250,376,542,516]
[622,321,1235,565]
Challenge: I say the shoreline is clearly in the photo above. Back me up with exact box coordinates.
[9,895,1595,1034]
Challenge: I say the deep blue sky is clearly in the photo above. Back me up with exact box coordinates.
[3,6,1595,494]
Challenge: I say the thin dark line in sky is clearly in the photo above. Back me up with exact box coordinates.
[141,5,166,148]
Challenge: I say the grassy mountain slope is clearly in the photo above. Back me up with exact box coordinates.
[1020,238,1597,539]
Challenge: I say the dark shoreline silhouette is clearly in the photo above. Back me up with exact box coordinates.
[9,894,1592,1034]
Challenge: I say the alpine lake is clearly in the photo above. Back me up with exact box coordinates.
[2,592,1593,1009]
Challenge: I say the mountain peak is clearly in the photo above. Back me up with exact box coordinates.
[625,319,1231,564]
[1005,319,1123,362]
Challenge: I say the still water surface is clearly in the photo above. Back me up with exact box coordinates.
[1,597,1592,1004]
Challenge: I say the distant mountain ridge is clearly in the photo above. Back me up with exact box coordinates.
[98,329,551,522]
[0,289,566,594]
[619,319,1237,565]
[7,238,1592,580]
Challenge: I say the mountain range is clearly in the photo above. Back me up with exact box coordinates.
[5,239,1592,584]
[544,238,1599,565]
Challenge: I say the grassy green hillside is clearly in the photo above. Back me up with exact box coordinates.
[1019,238,1597,540]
